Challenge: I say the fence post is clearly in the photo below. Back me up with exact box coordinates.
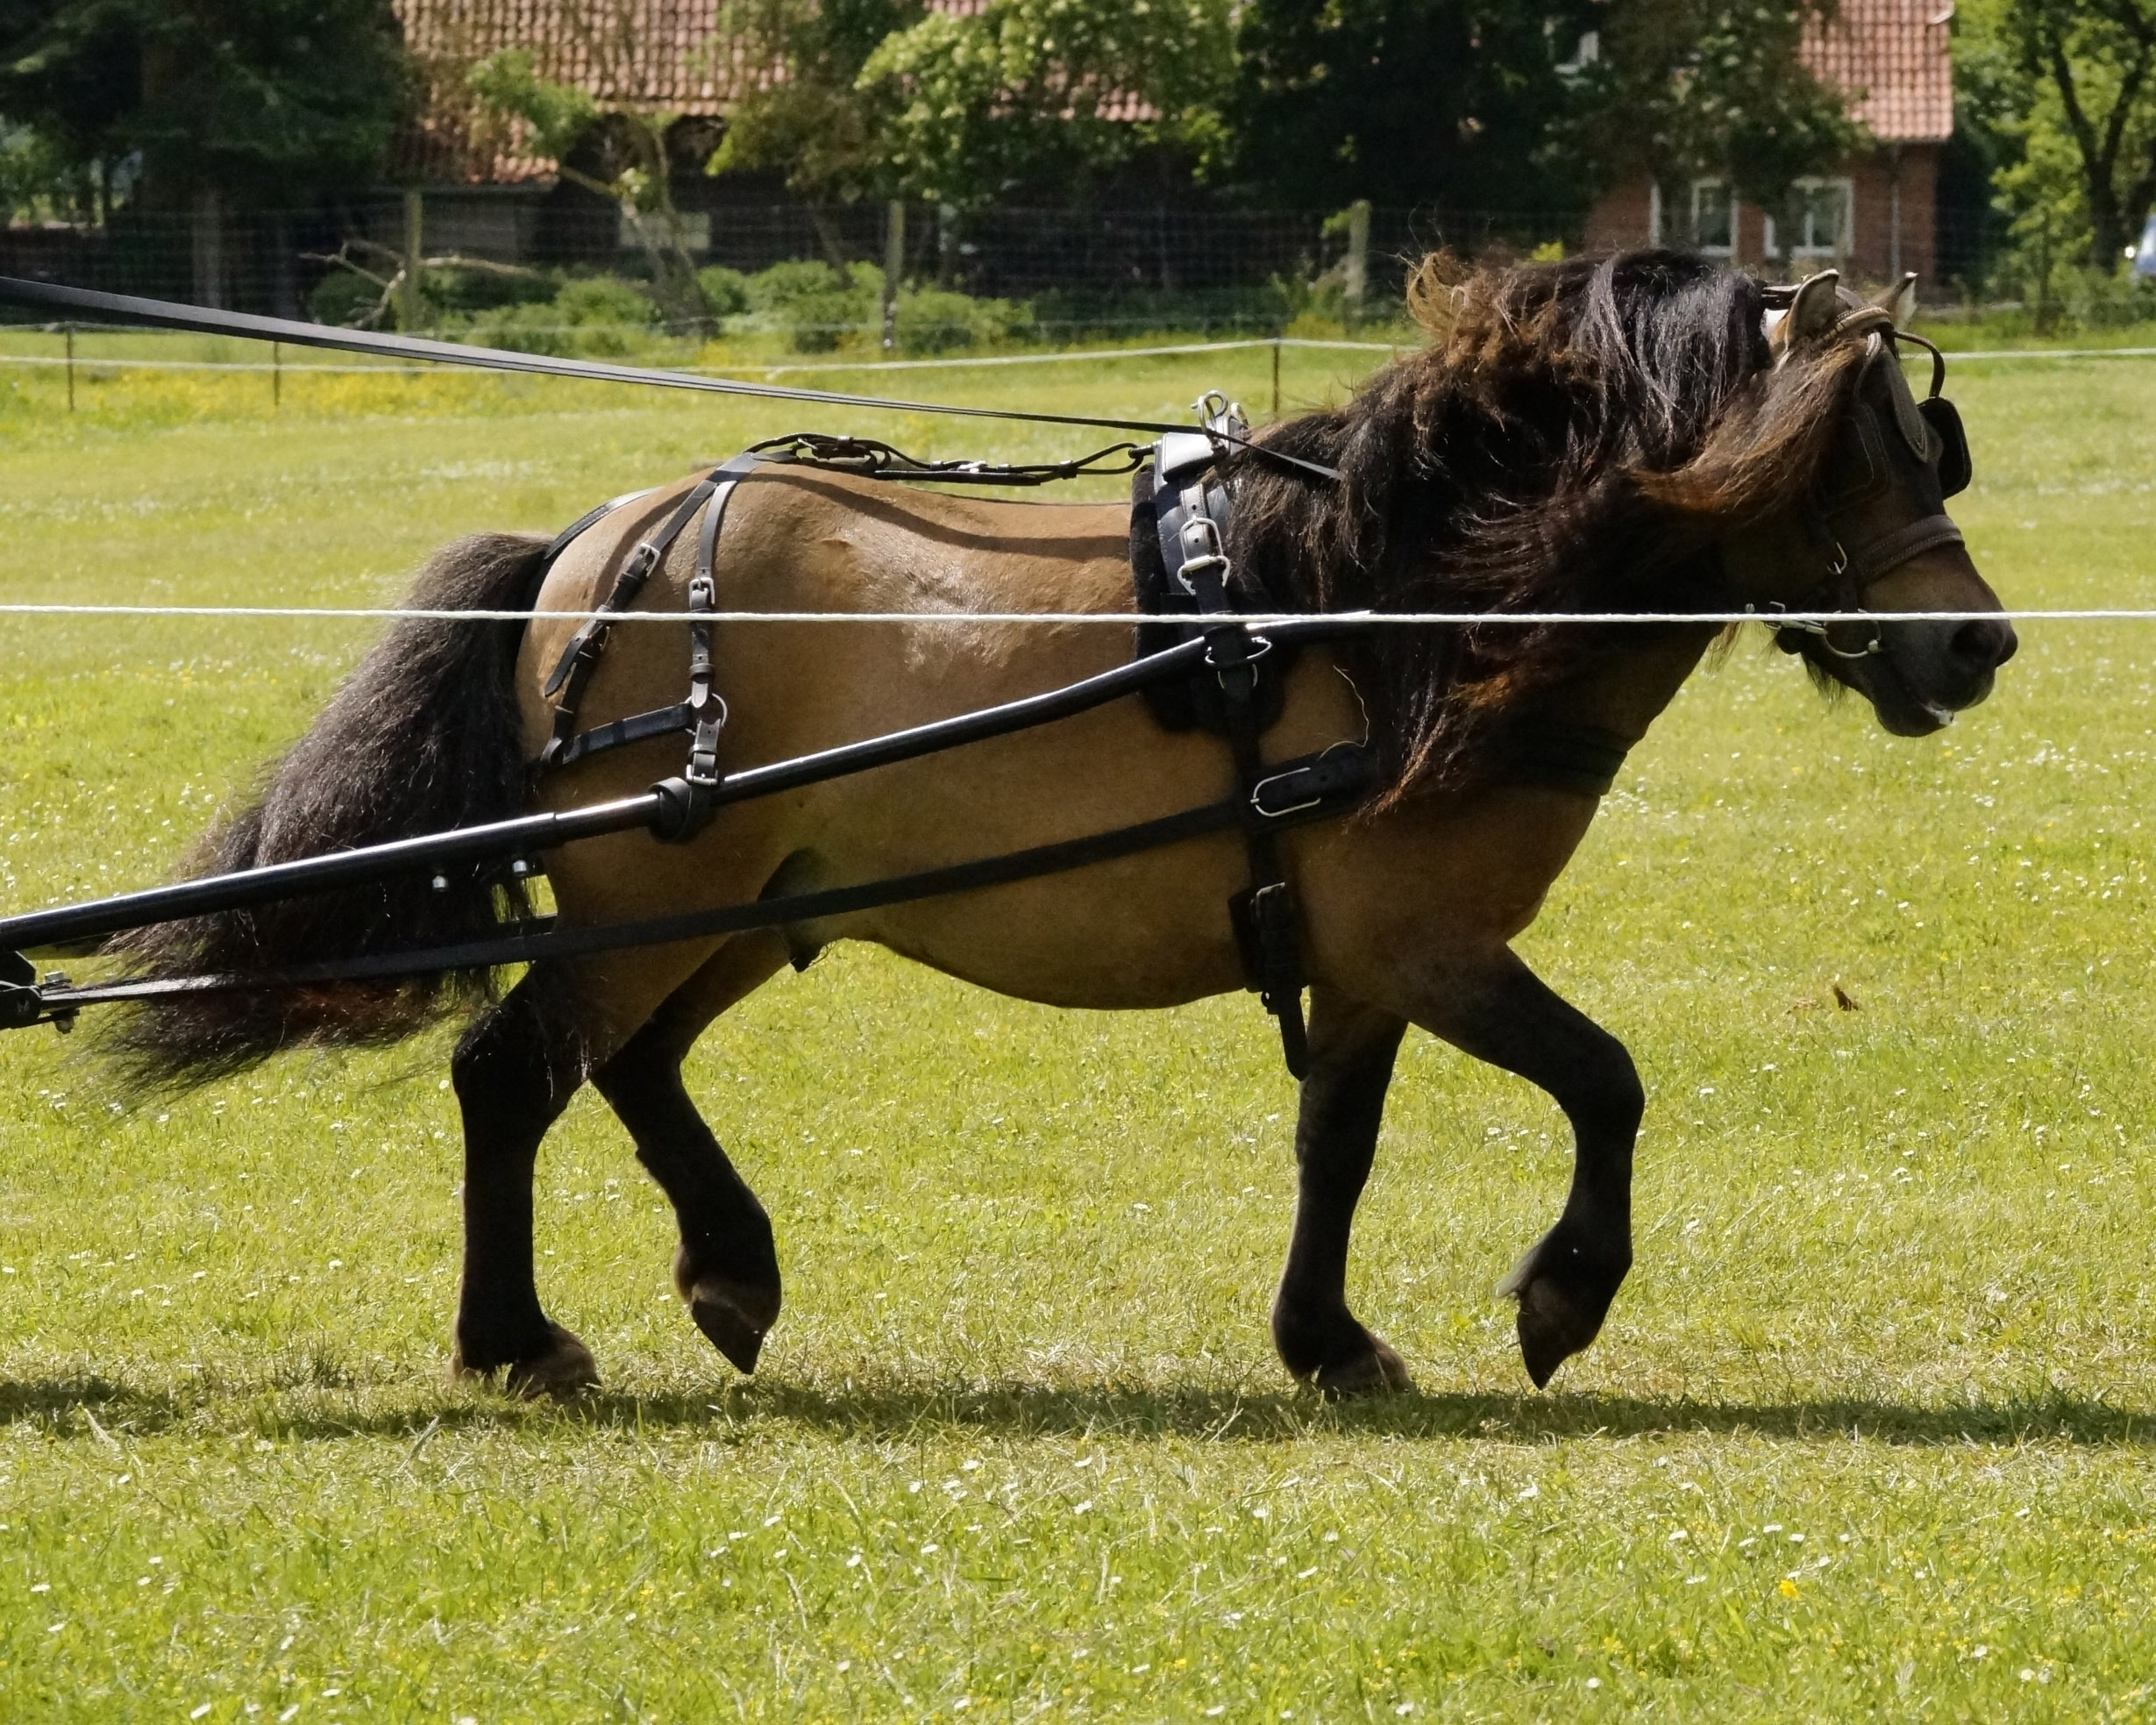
[1343,199,1370,333]
[402,189,425,334]
[64,324,74,413]
[883,200,906,353]
[1271,335,1282,420]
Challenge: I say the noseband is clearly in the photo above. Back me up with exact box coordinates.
[1770,307,1973,661]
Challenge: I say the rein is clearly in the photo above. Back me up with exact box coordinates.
[0,276,1342,483]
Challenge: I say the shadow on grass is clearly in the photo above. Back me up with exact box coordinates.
[7,1373,2156,1449]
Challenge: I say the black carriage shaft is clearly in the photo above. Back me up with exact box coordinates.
[0,624,1347,957]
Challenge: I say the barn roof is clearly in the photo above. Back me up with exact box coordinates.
[392,0,1955,184]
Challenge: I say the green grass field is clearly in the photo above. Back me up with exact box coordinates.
[4,330,2156,1720]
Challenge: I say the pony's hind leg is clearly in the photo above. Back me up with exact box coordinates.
[593,931,792,1375]
[1413,948,1643,1389]
[1272,989,1413,1397]
[449,970,600,1397]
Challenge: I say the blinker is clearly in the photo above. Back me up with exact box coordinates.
[1918,395,1971,498]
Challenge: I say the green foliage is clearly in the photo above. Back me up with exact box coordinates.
[896,283,1035,351]
[0,0,411,207]
[0,118,89,221]
[302,267,386,329]
[1229,0,1590,217]
[741,256,878,349]
[463,47,601,168]
[857,0,1235,207]
[460,275,660,356]
[708,0,926,203]
[1565,0,1865,211]
[1979,0,2156,274]
[466,32,710,330]
[696,264,753,317]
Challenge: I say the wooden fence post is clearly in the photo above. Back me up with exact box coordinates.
[883,200,906,353]
[1343,199,1370,332]
[402,189,425,333]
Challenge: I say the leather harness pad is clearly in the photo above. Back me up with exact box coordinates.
[1128,466,1297,733]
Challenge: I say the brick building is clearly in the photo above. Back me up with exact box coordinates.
[1583,0,1955,283]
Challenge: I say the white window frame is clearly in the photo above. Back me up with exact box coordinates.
[1690,179,1736,256]
[1787,177,1854,260]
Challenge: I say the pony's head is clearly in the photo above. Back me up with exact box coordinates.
[1234,251,2017,801]
[1707,270,2015,735]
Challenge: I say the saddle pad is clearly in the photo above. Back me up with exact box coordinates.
[1128,467,1298,734]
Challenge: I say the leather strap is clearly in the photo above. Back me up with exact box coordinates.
[540,453,761,775]
[1841,512,1965,587]
[21,746,1381,1019]
[1149,448,1317,1077]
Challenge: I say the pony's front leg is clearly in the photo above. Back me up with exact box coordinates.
[1413,949,1643,1388]
[1272,989,1413,1396]
[448,972,600,1398]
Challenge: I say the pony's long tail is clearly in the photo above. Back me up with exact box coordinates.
[103,532,551,1092]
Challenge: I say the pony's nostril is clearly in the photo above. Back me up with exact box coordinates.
[1951,619,2014,669]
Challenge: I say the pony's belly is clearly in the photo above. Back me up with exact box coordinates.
[822,819,1255,1009]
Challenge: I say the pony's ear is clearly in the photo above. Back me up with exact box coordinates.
[1872,272,1918,323]
[1771,270,1842,357]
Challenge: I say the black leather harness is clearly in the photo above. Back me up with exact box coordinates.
[529,424,1377,1076]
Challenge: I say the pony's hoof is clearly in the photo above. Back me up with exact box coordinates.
[453,1322,599,1400]
[1314,1333,1415,1400]
[1512,1275,1601,1390]
[1498,1227,1625,1389]
[683,1273,780,1375]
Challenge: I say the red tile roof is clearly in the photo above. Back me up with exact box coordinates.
[395,1,738,115]
[394,0,1950,183]
[1802,0,1956,144]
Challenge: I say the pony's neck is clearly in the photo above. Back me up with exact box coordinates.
[1537,624,1724,751]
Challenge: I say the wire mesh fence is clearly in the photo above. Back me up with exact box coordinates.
[0,190,2014,344]
[0,198,1566,327]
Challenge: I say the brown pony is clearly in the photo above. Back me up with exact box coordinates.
[106,253,2016,1396]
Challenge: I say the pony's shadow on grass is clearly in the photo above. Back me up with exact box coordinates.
[8,1373,2156,1449]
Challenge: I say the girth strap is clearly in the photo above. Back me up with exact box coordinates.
[1153,442,1316,1078]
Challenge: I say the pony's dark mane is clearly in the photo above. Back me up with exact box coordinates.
[1235,248,1875,803]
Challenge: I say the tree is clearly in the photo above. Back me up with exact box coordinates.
[1229,0,1592,218]
[1992,0,2156,272]
[0,0,409,210]
[1568,0,1864,217]
[855,0,1235,208]
[466,11,710,329]
[708,0,924,207]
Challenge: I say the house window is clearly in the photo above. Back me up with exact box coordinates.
[1786,178,1853,259]
[1691,181,1734,255]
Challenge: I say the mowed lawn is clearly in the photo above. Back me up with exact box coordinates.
[3,331,2156,1721]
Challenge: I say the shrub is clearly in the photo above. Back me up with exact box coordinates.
[306,269,387,328]
[895,286,1034,353]
[742,260,879,352]
[697,266,751,318]
[459,275,660,356]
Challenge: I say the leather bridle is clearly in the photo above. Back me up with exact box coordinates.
[1770,310,1974,662]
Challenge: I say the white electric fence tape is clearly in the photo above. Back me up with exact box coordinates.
[0,605,2139,625]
